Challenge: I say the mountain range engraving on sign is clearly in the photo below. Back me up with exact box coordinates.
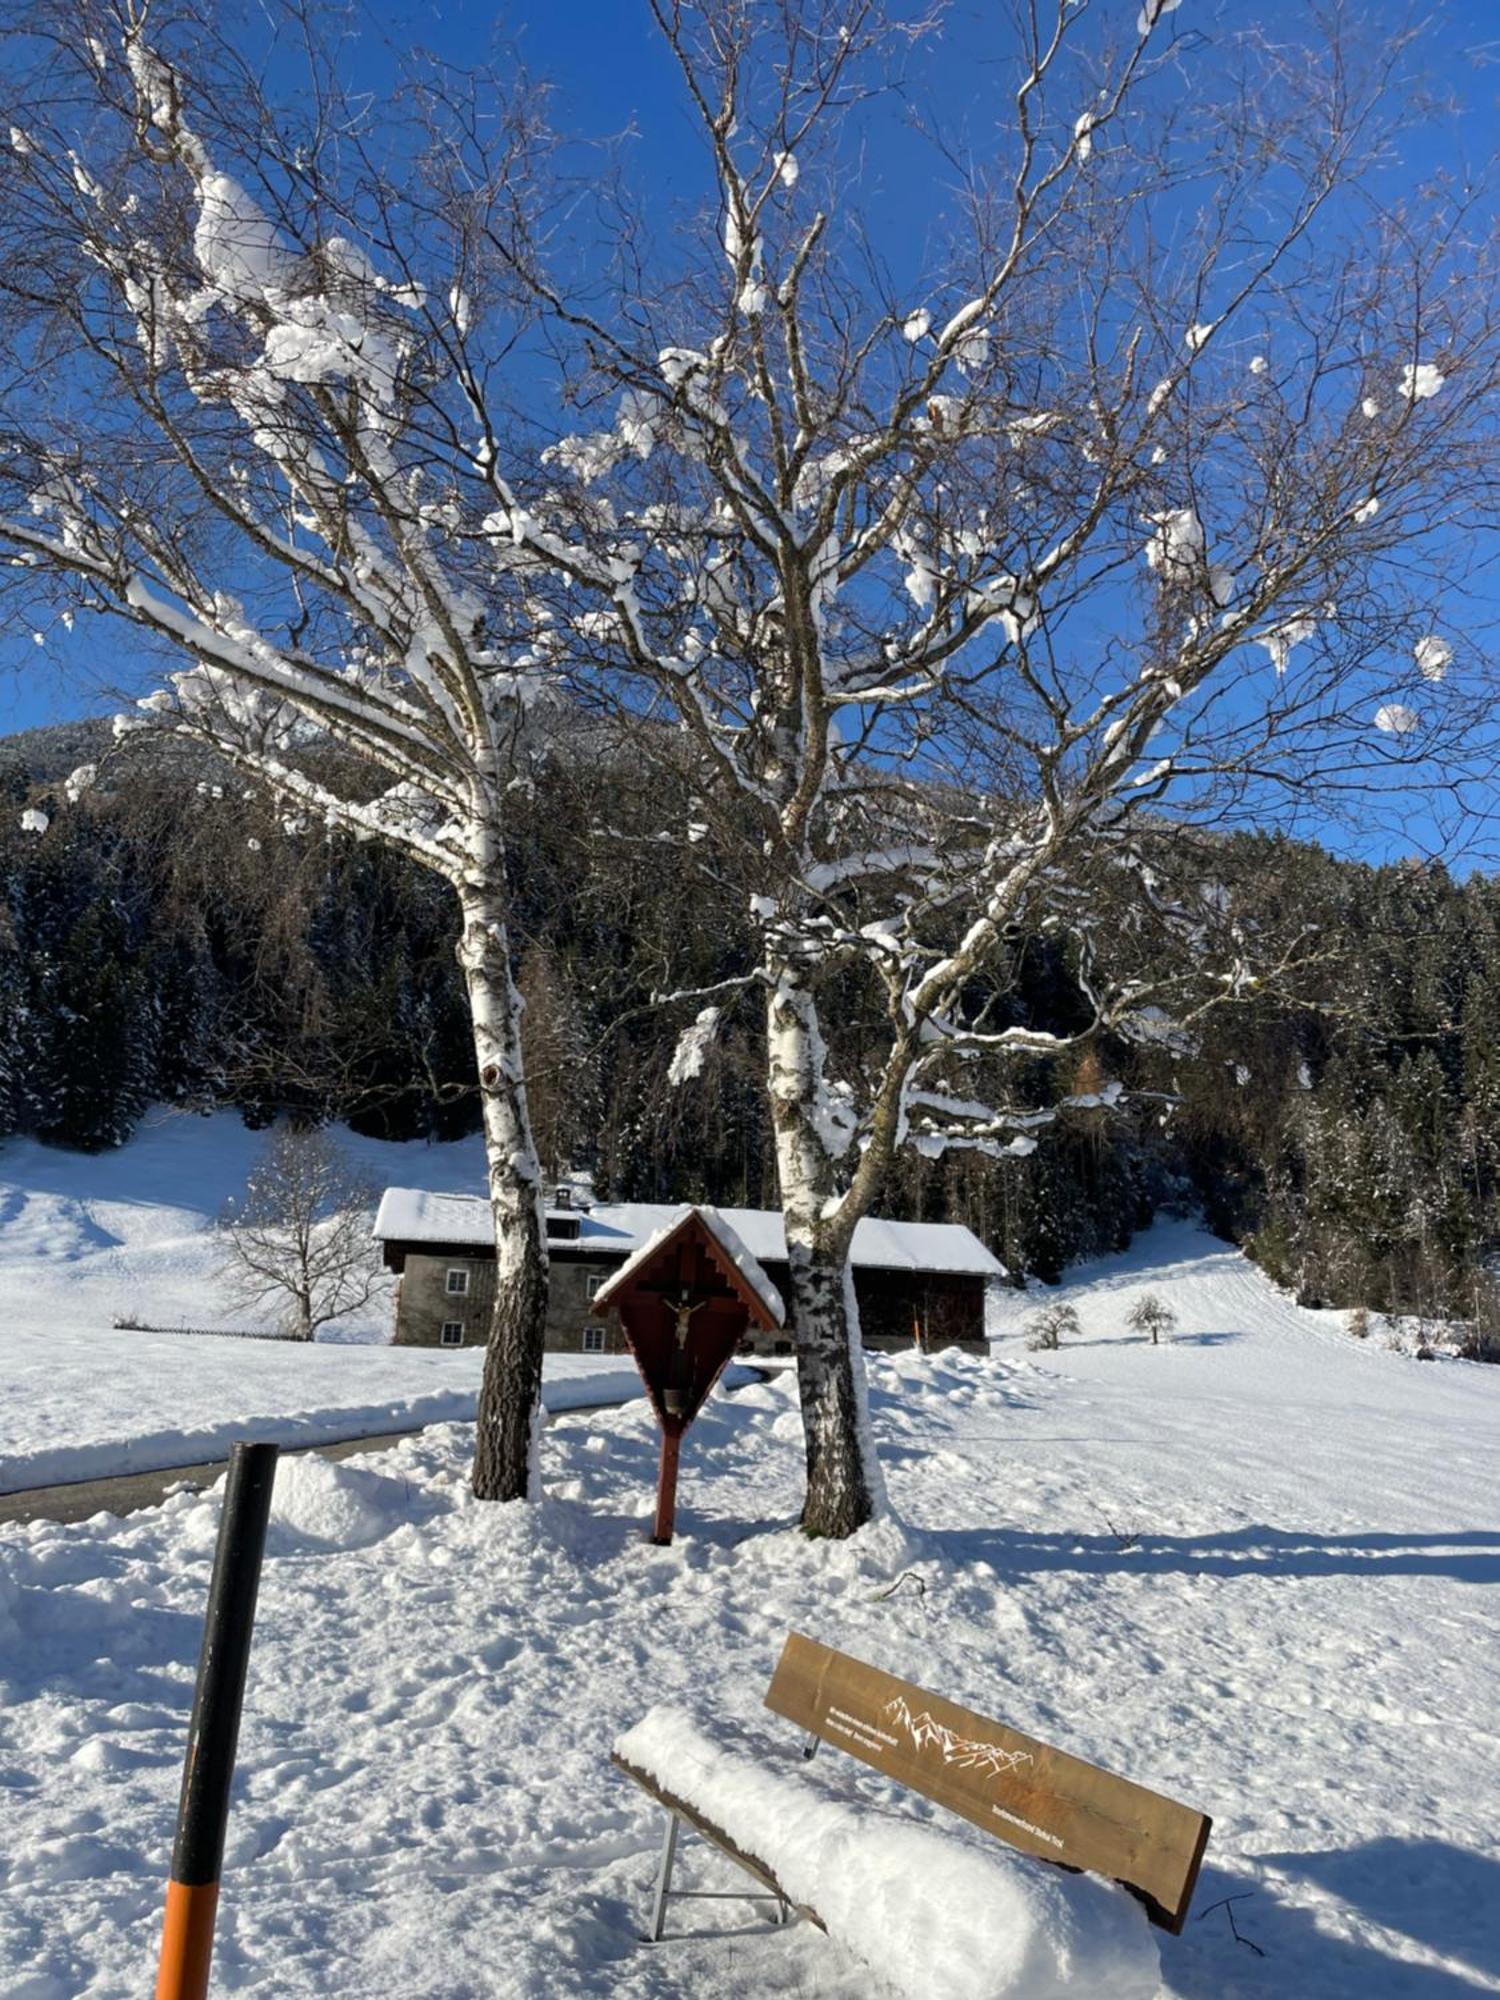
[764,1632,1212,1931]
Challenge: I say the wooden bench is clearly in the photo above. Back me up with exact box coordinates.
[612,1632,1211,1946]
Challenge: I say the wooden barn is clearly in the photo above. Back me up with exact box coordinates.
[373,1188,1004,1356]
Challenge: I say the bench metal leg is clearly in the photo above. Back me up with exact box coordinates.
[646,1803,791,1940]
[649,1810,680,1943]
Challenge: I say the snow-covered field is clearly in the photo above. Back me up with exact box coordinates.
[0,1109,638,1491]
[3,1217,1498,1995]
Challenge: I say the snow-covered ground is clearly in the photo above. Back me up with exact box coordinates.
[0,1109,639,1491]
[3,1218,1497,1995]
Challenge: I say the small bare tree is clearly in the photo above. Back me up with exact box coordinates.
[1126,1293,1177,1346]
[220,1126,380,1341]
[1027,1301,1081,1352]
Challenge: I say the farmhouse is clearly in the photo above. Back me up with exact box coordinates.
[374,1188,1003,1356]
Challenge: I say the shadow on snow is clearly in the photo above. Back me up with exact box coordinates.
[926,1524,1500,1585]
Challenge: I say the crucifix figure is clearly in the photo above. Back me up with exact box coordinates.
[662,1292,709,1419]
[667,1290,709,1347]
[640,1263,739,1422]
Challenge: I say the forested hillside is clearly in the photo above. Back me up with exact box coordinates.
[3,721,1497,1332]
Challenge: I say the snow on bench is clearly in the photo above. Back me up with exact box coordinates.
[613,1709,1162,1999]
[612,1633,1211,1999]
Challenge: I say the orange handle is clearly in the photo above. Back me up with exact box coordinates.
[155,1879,220,2000]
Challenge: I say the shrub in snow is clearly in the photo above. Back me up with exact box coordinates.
[1027,1301,1081,1351]
[1127,1292,1177,1345]
[1345,1306,1370,1340]
[1459,1280,1500,1364]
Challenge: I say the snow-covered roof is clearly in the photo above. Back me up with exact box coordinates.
[374,1188,1005,1278]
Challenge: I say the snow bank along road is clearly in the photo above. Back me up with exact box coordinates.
[0,1108,633,1495]
[0,1350,650,1503]
[0,1396,666,1528]
[3,1220,1498,1996]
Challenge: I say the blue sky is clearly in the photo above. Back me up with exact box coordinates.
[4,0,1496,864]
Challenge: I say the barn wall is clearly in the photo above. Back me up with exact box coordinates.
[738,1263,986,1355]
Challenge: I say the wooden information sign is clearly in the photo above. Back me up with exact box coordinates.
[764,1632,1211,1932]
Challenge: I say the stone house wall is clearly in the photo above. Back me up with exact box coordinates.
[391,1244,986,1355]
[393,1248,628,1352]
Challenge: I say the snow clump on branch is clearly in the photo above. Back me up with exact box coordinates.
[1400,362,1446,402]
[1374,703,1420,736]
[1257,613,1317,674]
[1144,507,1205,587]
[1138,0,1184,35]
[667,1007,722,1086]
[1414,635,1452,680]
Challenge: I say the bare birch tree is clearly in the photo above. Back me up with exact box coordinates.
[0,4,557,1499]
[479,1,1499,1534]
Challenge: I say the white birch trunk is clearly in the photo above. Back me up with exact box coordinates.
[766,965,886,1537]
[456,793,549,1503]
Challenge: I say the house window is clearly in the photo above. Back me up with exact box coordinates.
[582,1325,607,1353]
[445,1268,470,1296]
[441,1321,465,1347]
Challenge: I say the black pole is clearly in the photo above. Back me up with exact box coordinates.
[156,1440,278,2000]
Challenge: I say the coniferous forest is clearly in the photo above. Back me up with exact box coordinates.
[3,718,1498,1334]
